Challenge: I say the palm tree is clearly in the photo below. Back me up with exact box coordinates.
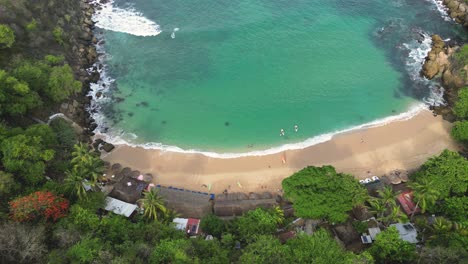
[138,188,167,221]
[368,198,387,222]
[65,168,95,200]
[377,186,399,208]
[71,143,89,165]
[384,205,408,226]
[162,209,180,224]
[270,206,285,225]
[71,143,104,182]
[408,179,440,219]
[429,217,453,243]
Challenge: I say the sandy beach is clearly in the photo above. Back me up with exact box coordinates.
[101,110,459,194]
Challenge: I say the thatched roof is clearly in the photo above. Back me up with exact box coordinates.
[155,187,212,218]
[130,170,141,178]
[143,173,153,182]
[214,198,277,217]
[111,163,122,172]
[121,167,132,177]
[109,176,148,203]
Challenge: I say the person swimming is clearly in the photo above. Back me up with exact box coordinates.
[294,124,298,132]
[280,128,285,136]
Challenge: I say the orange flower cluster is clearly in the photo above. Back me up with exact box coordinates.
[9,191,69,222]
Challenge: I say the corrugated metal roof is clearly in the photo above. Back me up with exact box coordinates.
[104,197,138,217]
[173,218,189,231]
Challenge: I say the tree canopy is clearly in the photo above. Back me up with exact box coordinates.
[0,70,42,116]
[0,24,15,48]
[451,121,468,142]
[367,226,416,264]
[282,165,368,223]
[411,150,468,200]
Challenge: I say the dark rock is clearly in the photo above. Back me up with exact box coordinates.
[102,142,115,152]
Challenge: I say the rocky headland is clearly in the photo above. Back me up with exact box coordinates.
[422,34,467,119]
[443,0,468,27]
[0,0,99,134]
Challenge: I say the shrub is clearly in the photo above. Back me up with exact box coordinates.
[53,26,64,45]
[453,87,468,119]
[26,19,37,31]
[451,121,468,142]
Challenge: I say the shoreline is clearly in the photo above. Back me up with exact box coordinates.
[101,109,459,194]
[96,103,428,158]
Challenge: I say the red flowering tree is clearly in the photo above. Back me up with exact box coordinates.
[9,191,69,222]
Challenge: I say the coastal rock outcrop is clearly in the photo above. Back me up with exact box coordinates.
[422,35,467,88]
[422,34,467,119]
[443,0,468,27]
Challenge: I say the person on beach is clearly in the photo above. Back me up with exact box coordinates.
[294,124,298,132]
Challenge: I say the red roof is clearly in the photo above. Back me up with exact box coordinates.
[186,218,200,235]
[397,191,420,215]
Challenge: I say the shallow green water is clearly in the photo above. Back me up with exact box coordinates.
[94,0,466,153]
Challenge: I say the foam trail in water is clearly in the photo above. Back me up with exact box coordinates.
[427,0,452,21]
[92,0,161,37]
[94,103,429,159]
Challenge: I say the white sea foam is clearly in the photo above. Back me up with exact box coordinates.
[87,8,437,159]
[91,0,161,37]
[427,0,452,21]
[403,32,445,106]
[94,103,429,159]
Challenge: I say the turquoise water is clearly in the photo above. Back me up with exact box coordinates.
[93,0,466,153]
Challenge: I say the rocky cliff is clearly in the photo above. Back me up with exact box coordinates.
[443,0,468,27]
[0,0,99,130]
[422,35,468,119]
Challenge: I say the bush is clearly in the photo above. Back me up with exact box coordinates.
[53,26,64,45]
[50,118,78,152]
[454,45,468,66]
[26,19,37,32]
[451,121,468,142]
[200,214,225,238]
[453,87,468,119]
[0,24,15,48]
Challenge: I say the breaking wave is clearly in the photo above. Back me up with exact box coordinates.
[93,103,428,158]
[91,0,161,37]
[402,32,445,106]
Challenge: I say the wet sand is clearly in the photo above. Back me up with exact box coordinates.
[101,110,458,194]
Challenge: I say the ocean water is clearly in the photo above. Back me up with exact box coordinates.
[90,0,466,155]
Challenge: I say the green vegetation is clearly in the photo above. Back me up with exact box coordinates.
[138,188,168,221]
[411,150,467,200]
[454,45,468,66]
[453,87,468,119]
[451,121,468,142]
[0,2,466,261]
[0,24,14,48]
[26,19,38,32]
[367,227,416,264]
[53,26,65,45]
[200,214,226,238]
[282,165,367,223]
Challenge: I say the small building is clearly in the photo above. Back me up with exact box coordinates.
[104,197,138,217]
[368,227,381,240]
[173,217,201,236]
[390,223,418,244]
[278,231,296,244]
[361,234,373,244]
[109,176,148,204]
[397,191,420,216]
